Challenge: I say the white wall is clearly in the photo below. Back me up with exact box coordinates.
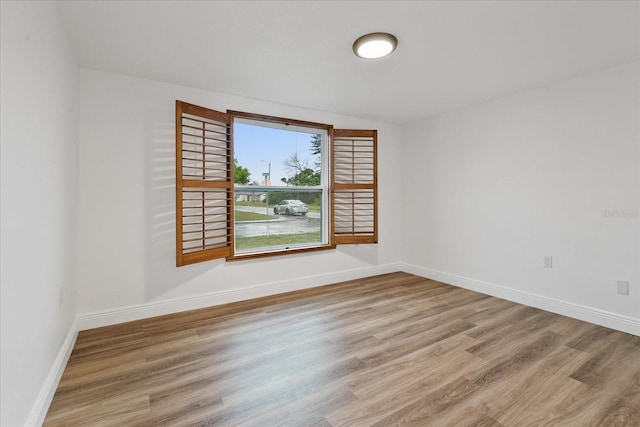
[403,62,640,332]
[76,70,403,324]
[0,2,79,425]
[2,7,635,423]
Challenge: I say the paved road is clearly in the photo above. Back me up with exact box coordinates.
[235,205,320,238]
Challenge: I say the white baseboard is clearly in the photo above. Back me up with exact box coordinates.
[32,262,636,426]
[402,263,640,337]
[26,318,79,426]
[78,263,403,330]
[77,260,639,335]
[28,262,638,425]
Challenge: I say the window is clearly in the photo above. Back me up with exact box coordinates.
[175,101,377,266]
[232,113,330,255]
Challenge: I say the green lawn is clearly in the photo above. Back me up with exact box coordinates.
[235,201,266,208]
[235,231,321,251]
[234,210,277,222]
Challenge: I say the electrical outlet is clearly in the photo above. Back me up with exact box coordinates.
[617,280,629,296]
[544,256,553,268]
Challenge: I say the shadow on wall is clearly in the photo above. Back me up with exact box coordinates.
[338,242,380,266]
[144,120,215,301]
[142,118,383,302]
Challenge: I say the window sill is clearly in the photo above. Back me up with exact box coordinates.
[226,243,336,262]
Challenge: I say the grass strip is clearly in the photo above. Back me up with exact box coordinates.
[235,211,278,221]
[236,231,321,250]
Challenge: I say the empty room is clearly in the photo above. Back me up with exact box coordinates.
[1,1,639,426]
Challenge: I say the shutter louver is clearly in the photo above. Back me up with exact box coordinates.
[176,101,233,266]
[332,129,377,244]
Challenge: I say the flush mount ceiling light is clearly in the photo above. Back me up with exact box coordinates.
[353,32,398,59]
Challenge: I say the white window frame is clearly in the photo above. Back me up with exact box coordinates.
[230,114,331,258]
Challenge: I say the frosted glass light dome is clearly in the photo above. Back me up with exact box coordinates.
[353,33,398,59]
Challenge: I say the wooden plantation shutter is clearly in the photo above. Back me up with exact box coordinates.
[332,129,378,244]
[176,101,233,266]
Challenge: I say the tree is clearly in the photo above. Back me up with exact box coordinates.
[282,168,320,186]
[234,158,250,184]
[283,152,308,177]
[310,134,322,155]
[310,134,322,170]
[281,151,321,204]
[283,152,321,186]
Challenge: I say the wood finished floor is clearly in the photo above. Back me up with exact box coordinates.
[44,272,640,426]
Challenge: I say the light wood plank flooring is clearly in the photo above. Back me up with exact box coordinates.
[44,272,640,426]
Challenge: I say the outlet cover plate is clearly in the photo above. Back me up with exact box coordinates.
[617,281,629,295]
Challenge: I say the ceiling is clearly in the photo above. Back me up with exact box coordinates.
[57,1,640,124]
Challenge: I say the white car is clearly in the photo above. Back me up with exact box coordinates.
[273,200,308,216]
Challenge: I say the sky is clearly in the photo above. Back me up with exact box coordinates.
[234,122,320,185]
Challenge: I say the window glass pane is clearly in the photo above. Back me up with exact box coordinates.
[235,189,324,253]
[233,119,328,255]
[234,121,322,186]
